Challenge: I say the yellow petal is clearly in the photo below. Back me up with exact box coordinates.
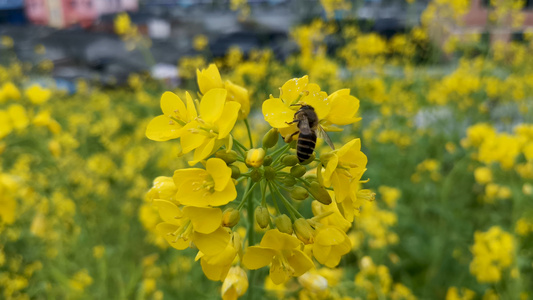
[326,90,361,125]
[193,226,230,256]
[260,229,301,250]
[201,257,232,281]
[197,64,224,94]
[215,101,241,139]
[300,90,330,120]
[262,98,295,128]
[242,246,276,269]
[0,110,14,139]
[153,199,182,223]
[146,115,183,141]
[225,80,250,120]
[186,91,198,120]
[202,245,237,266]
[322,154,338,187]
[180,123,207,154]
[161,91,187,120]
[287,249,314,276]
[204,180,237,207]
[173,168,205,188]
[156,223,189,250]
[207,158,231,192]
[184,206,222,234]
[200,88,227,123]
[315,227,345,246]
[312,243,332,265]
[177,179,211,207]
[192,138,216,165]
[281,76,308,103]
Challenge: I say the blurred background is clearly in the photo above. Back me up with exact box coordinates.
[1,0,533,299]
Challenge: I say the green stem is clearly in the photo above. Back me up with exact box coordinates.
[244,119,254,148]
[267,182,282,215]
[271,183,303,220]
[246,177,256,300]
[272,144,291,166]
[237,180,257,211]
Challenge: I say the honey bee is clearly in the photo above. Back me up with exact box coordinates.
[286,104,335,162]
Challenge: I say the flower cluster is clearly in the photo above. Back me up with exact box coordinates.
[145,64,372,296]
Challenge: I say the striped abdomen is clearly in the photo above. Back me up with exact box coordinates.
[296,131,317,162]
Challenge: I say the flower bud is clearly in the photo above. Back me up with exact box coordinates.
[262,128,279,149]
[246,148,266,168]
[282,155,299,167]
[263,155,273,166]
[282,176,297,187]
[264,166,276,181]
[303,174,318,183]
[290,186,309,201]
[222,208,240,227]
[293,218,314,244]
[275,215,293,235]
[250,169,262,182]
[216,150,239,164]
[230,165,241,179]
[255,206,270,229]
[309,181,332,205]
[290,165,307,178]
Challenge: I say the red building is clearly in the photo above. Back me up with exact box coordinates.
[25,0,138,28]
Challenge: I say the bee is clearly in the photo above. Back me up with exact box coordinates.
[286,104,335,162]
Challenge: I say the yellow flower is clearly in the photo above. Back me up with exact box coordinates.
[146,91,197,142]
[0,82,21,102]
[180,89,240,164]
[242,229,314,284]
[197,64,250,119]
[173,158,236,207]
[221,266,248,300]
[114,13,133,35]
[246,148,266,167]
[154,199,230,255]
[193,34,209,51]
[146,176,178,203]
[0,110,13,139]
[319,138,368,221]
[312,226,351,268]
[25,84,52,105]
[197,232,240,281]
[7,104,29,131]
[197,64,224,95]
[470,226,515,283]
[474,167,492,185]
[262,76,360,141]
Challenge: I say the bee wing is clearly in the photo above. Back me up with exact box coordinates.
[317,125,335,150]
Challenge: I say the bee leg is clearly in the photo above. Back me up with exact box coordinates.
[284,130,299,143]
[286,119,299,125]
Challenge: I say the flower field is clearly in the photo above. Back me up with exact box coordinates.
[1,2,533,299]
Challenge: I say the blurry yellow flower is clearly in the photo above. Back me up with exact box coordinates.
[470,226,515,283]
[173,158,236,207]
[69,269,93,291]
[0,110,13,139]
[114,13,133,35]
[243,229,314,284]
[7,104,29,131]
[93,245,105,259]
[1,82,21,102]
[221,266,248,299]
[193,34,209,51]
[474,167,492,185]
[378,186,401,208]
[25,84,52,105]
[1,35,14,48]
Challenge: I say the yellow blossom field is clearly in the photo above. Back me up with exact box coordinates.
[1,1,533,299]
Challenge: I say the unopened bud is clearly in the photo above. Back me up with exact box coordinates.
[216,150,239,164]
[230,165,241,179]
[282,176,297,187]
[262,128,279,149]
[275,215,293,235]
[263,155,273,166]
[282,155,299,167]
[246,148,266,168]
[290,186,309,201]
[299,153,315,165]
[293,218,314,244]
[250,169,262,182]
[309,181,332,205]
[264,166,276,181]
[303,174,318,183]
[255,206,270,229]
[290,165,307,178]
[222,208,240,227]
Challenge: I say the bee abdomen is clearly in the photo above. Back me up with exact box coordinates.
[296,133,317,162]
